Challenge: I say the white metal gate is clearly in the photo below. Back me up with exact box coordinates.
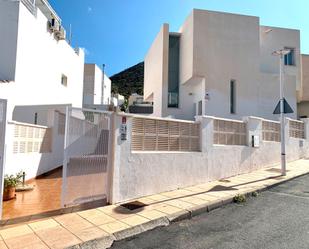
[61,107,112,207]
[0,99,7,219]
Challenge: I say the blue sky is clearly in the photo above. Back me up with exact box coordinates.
[49,0,309,76]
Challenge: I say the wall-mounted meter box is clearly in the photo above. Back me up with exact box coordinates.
[252,135,260,148]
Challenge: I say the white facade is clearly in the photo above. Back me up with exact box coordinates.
[0,0,85,120]
[144,9,301,121]
[83,64,111,107]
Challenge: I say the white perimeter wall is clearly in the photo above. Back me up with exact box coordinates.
[111,114,309,203]
[0,1,85,119]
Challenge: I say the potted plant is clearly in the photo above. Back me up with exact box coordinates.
[3,172,23,201]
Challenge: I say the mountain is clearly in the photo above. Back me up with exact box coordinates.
[110,62,144,99]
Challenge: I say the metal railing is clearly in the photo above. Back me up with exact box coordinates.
[21,0,37,16]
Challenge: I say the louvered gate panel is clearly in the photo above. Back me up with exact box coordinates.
[131,117,200,152]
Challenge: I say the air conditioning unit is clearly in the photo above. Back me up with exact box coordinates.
[49,18,59,32]
[56,26,66,40]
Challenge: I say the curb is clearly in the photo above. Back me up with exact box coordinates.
[65,170,309,249]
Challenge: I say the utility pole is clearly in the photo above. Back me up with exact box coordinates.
[272,49,291,176]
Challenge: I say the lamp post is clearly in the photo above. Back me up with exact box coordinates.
[272,49,290,176]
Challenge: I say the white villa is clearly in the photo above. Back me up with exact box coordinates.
[144,9,303,121]
[0,0,86,124]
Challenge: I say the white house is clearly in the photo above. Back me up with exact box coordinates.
[83,64,111,109]
[0,0,85,123]
[144,9,301,121]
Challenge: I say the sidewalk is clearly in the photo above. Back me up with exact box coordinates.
[0,159,308,249]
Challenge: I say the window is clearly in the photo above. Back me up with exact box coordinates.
[284,48,295,66]
[168,35,180,108]
[198,101,202,116]
[34,113,38,125]
[61,74,68,86]
[230,80,236,114]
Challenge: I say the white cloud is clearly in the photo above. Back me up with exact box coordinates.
[87,6,92,13]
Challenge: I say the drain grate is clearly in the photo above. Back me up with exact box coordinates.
[120,201,148,211]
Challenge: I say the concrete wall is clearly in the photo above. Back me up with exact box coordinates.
[0,1,19,81]
[144,24,169,117]
[4,111,65,180]
[111,114,309,203]
[0,1,85,119]
[300,55,309,100]
[83,64,111,107]
[260,26,301,91]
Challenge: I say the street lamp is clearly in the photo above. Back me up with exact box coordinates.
[272,49,290,176]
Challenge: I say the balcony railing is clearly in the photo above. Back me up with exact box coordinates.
[21,0,37,16]
[168,92,179,108]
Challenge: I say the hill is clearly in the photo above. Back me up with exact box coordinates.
[110,62,144,99]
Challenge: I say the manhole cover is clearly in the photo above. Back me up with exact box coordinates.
[120,201,147,211]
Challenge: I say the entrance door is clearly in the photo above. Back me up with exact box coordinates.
[61,107,112,208]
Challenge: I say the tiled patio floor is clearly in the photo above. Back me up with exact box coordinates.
[2,169,62,221]
[0,159,308,249]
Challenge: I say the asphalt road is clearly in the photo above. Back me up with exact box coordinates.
[111,174,309,249]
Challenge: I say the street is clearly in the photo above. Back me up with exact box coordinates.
[111,174,309,249]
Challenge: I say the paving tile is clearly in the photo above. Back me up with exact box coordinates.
[98,206,135,220]
[73,226,108,242]
[54,213,93,233]
[147,194,170,202]
[152,203,183,215]
[4,233,48,249]
[136,210,166,220]
[120,215,150,227]
[78,210,116,226]
[180,196,210,205]
[99,221,131,234]
[164,199,196,209]
[194,193,220,201]
[160,189,193,198]
[28,219,60,232]
[36,226,81,249]
[0,225,33,240]
[0,241,8,249]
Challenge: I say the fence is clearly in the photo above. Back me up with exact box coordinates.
[262,120,280,142]
[131,117,200,152]
[11,122,52,154]
[289,119,305,139]
[62,107,112,207]
[213,118,246,145]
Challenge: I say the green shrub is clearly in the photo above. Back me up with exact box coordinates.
[4,171,23,188]
[233,194,246,203]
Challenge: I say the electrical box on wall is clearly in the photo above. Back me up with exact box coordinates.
[252,135,259,148]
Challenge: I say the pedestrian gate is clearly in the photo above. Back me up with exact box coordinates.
[62,107,112,207]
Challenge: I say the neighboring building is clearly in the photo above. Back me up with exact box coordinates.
[111,93,125,107]
[298,54,309,118]
[128,93,153,114]
[83,64,111,109]
[144,9,300,120]
[0,0,85,122]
